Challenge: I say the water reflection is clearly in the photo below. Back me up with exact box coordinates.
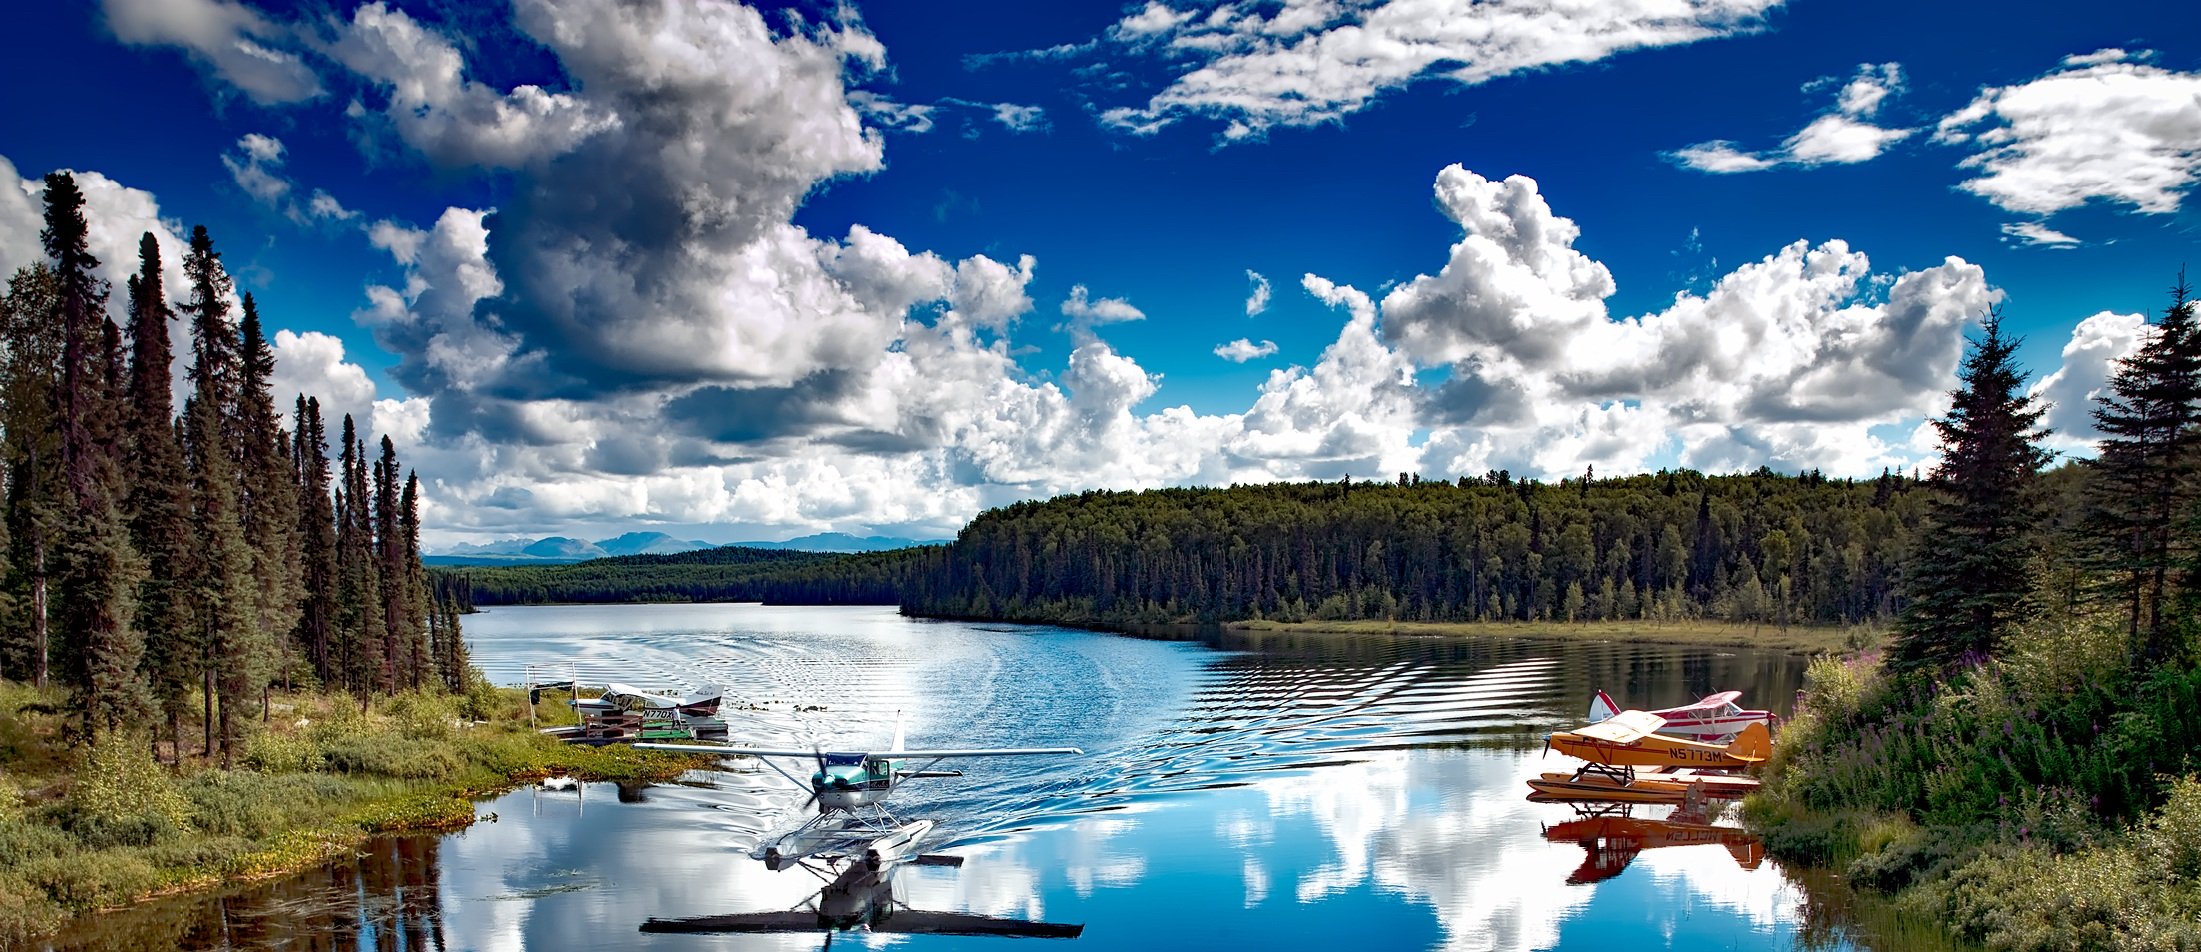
[643,862,1085,940]
[41,836,446,952]
[49,606,1892,951]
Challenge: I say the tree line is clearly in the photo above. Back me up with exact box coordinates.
[435,545,920,607]
[0,173,456,763]
[900,468,1930,628]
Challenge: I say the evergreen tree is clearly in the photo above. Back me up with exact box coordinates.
[333,417,386,704]
[398,469,429,688]
[0,266,62,687]
[124,234,200,754]
[1893,311,2051,671]
[292,396,337,685]
[181,228,258,761]
[42,172,147,733]
[235,295,303,689]
[2086,273,2201,664]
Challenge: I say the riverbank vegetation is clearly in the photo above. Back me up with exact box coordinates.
[1231,617,1875,653]
[440,544,921,607]
[0,175,561,939]
[0,681,711,942]
[1751,283,2201,951]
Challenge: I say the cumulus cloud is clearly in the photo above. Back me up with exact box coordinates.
[326,1,620,168]
[1215,338,1278,362]
[1245,269,1271,316]
[1059,284,1146,334]
[1936,50,2201,216]
[100,0,322,104]
[221,134,359,224]
[2031,310,2149,454]
[1095,0,1780,140]
[1672,63,1912,172]
[0,156,196,327]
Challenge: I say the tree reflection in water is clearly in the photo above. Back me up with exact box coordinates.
[41,836,446,952]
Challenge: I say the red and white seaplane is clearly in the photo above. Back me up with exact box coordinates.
[1587,689,1776,742]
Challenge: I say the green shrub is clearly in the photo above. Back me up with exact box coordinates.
[182,772,357,839]
[59,741,190,848]
[16,852,160,910]
[321,734,464,780]
[239,730,323,774]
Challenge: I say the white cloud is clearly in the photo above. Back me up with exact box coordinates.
[1215,338,1279,362]
[2031,310,2150,454]
[1937,51,2201,215]
[100,0,322,104]
[221,134,359,225]
[1245,269,1271,316]
[327,1,620,168]
[1670,141,1777,174]
[1098,0,1780,139]
[1671,63,1911,172]
[1059,284,1146,333]
[2001,221,2079,247]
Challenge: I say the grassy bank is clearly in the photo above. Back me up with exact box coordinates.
[1746,611,2201,950]
[0,681,715,944]
[1227,617,1874,654]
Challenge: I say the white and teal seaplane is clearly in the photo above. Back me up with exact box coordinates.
[638,719,1080,872]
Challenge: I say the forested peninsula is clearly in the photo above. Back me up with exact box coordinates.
[0,175,705,942]
[446,466,1938,638]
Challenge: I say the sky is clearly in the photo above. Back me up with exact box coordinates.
[0,0,2196,549]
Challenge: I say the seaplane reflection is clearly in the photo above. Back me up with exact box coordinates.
[1541,804,1765,885]
[640,860,1086,941]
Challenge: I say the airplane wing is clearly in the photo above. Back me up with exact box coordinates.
[873,912,1086,938]
[1570,710,1665,744]
[632,743,827,758]
[640,912,825,934]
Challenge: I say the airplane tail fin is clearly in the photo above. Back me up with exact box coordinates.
[1725,721,1772,764]
[892,710,907,754]
[1588,690,1619,725]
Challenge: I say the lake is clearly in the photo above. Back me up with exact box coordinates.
[46,604,1952,951]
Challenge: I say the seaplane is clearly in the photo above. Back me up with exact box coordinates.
[1587,689,1776,741]
[638,719,1081,872]
[1530,709,1770,803]
[640,861,1085,940]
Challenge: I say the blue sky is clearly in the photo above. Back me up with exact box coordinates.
[0,0,2195,546]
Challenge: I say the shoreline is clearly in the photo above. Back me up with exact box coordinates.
[1223,618,1866,654]
[0,685,718,944]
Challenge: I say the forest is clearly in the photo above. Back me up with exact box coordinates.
[438,544,920,607]
[0,172,455,762]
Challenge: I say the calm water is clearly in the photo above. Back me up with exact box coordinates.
[46,605,1949,951]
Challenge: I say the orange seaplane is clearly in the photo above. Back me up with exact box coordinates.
[1528,710,1770,803]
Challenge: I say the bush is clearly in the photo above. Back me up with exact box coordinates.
[321,734,464,780]
[182,772,357,839]
[59,741,189,848]
[239,730,323,774]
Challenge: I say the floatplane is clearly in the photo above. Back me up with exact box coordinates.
[1587,689,1776,741]
[639,719,1081,872]
[1543,807,1765,885]
[1529,709,1769,803]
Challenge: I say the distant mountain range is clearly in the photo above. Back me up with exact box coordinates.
[424,531,941,566]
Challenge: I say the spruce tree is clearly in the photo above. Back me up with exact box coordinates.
[236,296,303,688]
[333,417,386,704]
[42,172,148,733]
[0,266,62,687]
[2086,273,2201,665]
[181,229,259,761]
[398,469,429,688]
[124,234,201,754]
[292,396,338,685]
[1893,311,2051,671]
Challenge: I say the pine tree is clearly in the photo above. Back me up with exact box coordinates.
[0,265,62,687]
[124,234,201,755]
[1893,311,2051,671]
[42,172,148,733]
[333,417,385,704]
[2086,273,2201,665]
[398,469,429,689]
[292,396,337,685]
[181,228,259,761]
